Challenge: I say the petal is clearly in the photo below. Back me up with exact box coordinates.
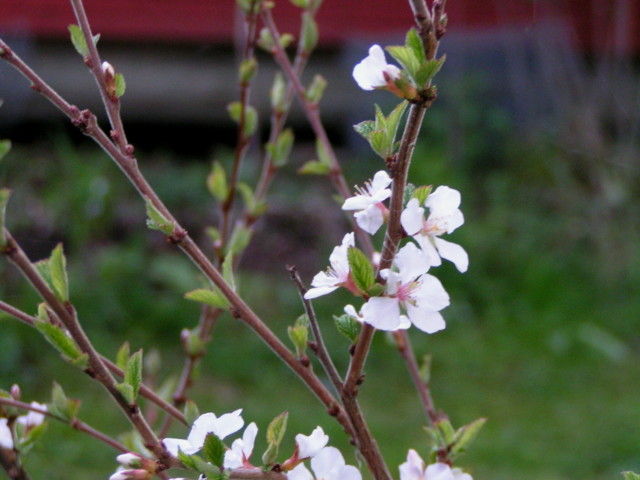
[434,238,468,273]
[452,468,474,480]
[0,418,13,450]
[223,440,243,470]
[395,242,431,283]
[361,297,402,331]
[242,422,258,459]
[287,464,313,480]
[342,195,374,211]
[414,235,442,268]
[163,438,198,457]
[352,45,388,90]
[310,447,345,479]
[426,186,461,216]
[414,274,450,311]
[213,409,245,439]
[399,449,425,480]
[424,463,456,480]
[355,206,384,234]
[406,305,446,334]
[296,426,329,459]
[401,199,425,236]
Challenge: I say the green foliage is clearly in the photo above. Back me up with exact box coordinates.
[239,58,258,83]
[298,138,332,175]
[184,400,200,426]
[287,314,309,357]
[47,383,80,422]
[202,433,225,467]
[124,349,143,401]
[262,411,288,465]
[333,314,360,343]
[306,75,327,105]
[185,288,229,309]
[207,162,229,202]
[354,102,407,160]
[145,198,174,236]
[227,102,258,138]
[266,128,294,168]
[301,12,318,53]
[347,247,374,294]
[0,139,11,161]
[623,473,640,480]
[0,188,11,247]
[114,73,126,98]
[68,25,100,58]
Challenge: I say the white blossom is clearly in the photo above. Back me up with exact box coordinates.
[295,426,329,460]
[0,418,13,450]
[401,186,468,273]
[399,450,473,480]
[16,402,47,429]
[163,409,244,457]
[353,45,401,91]
[223,422,258,470]
[304,233,355,299]
[288,447,361,480]
[342,171,392,235]
[360,243,449,333]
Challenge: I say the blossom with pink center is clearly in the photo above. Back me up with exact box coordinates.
[401,186,468,273]
[399,450,473,480]
[360,243,449,333]
[352,45,402,91]
[304,233,356,299]
[295,426,329,460]
[223,422,258,470]
[342,171,392,235]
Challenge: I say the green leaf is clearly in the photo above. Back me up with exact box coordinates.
[49,243,69,302]
[306,74,327,104]
[270,72,287,112]
[202,433,225,467]
[222,252,236,292]
[145,198,175,236]
[17,421,48,455]
[385,45,420,80]
[177,451,220,476]
[435,418,455,445]
[333,314,360,343]
[369,130,388,159]
[451,417,486,456]
[181,327,206,357]
[226,224,252,256]
[227,102,258,137]
[262,411,288,465]
[239,58,258,83]
[347,247,375,294]
[185,288,230,309]
[114,73,126,98]
[237,182,267,218]
[412,185,432,205]
[116,342,131,371]
[257,27,276,52]
[207,162,228,202]
[623,472,640,480]
[0,139,11,162]
[414,55,446,87]
[353,120,375,140]
[315,137,332,167]
[298,159,330,175]
[405,28,426,64]
[0,188,11,248]
[116,382,135,405]
[70,353,89,370]
[385,101,408,145]
[35,321,83,363]
[184,400,200,426]
[267,128,295,168]
[289,0,309,7]
[301,12,318,52]
[68,25,89,57]
[287,315,309,357]
[48,382,69,421]
[125,349,143,401]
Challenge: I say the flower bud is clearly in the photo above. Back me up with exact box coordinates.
[116,453,143,468]
[102,61,116,98]
[10,384,20,400]
[109,469,151,480]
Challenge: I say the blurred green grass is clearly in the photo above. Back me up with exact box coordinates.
[1,77,640,480]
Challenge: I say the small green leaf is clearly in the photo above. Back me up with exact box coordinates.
[435,418,455,445]
[385,101,408,145]
[267,128,295,168]
[257,27,276,51]
[347,247,375,294]
[366,283,384,297]
[48,382,77,422]
[451,417,486,456]
[262,411,288,465]
[414,55,446,87]
[385,45,420,80]
[185,288,230,309]
[0,188,12,248]
[405,28,426,64]
[289,0,309,7]
[298,159,330,175]
[301,12,318,52]
[333,314,360,343]
[237,182,267,218]
[114,73,126,98]
[369,130,388,159]
[177,451,221,476]
[184,400,200,426]
[306,74,327,104]
[207,162,228,202]
[181,327,206,357]
[239,58,258,83]
[35,321,83,363]
[287,315,309,357]
[623,472,640,480]
[227,102,258,137]
[68,25,89,57]
[412,185,432,205]
[279,33,295,49]
[315,137,332,166]
[222,252,236,292]
[145,198,175,236]
[353,120,375,140]
[116,342,131,371]
[226,224,252,256]
[70,353,89,370]
[49,243,69,302]
[270,72,287,112]
[125,349,143,401]
[17,421,48,455]
[0,139,11,162]
[116,382,135,405]
[202,433,225,467]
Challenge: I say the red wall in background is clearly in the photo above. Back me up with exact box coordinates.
[2,1,639,54]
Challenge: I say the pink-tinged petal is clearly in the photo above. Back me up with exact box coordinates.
[414,274,450,311]
[355,206,384,234]
[434,237,469,273]
[163,438,198,457]
[401,199,425,236]
[399,449,425,480]
[395,242,431,283]
[424,463,457,480]
[361,296,402,330]
[426,186,461,215]
[296,426,329,459]
[287,464,313,480]
[242,422,258,459]
[406,305,446,334]
[451,468,473,480]
[0,418,13,450]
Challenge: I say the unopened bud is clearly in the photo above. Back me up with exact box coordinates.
[109,469,151,480]
[10,384,20,400]
[102,61,116,98]
[116,453,143,468]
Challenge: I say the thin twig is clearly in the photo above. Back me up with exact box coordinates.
[0,397,129,453]
[287,266,344,394]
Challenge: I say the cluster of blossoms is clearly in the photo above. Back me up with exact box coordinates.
[0,401,47,451]
[110,409,361,480]
[305,170,467,334]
